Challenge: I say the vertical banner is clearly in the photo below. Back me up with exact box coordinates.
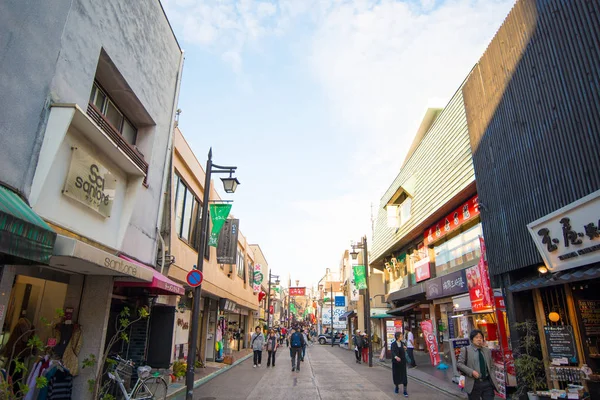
[421,320,441,366]
[252,264,263,293]
[467,237,494,312]
[208,204,232,247]
[217,219,239,264]
[353,265,367,289]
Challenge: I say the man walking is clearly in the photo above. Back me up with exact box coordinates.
[289,326,306,372]
[457,329,500,400]
[251,326,265,368]
[406,329,416,368]
[352,329,363,364]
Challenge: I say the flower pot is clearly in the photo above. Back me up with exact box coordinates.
[527,392,539,400]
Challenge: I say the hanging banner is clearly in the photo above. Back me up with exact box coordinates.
[252,264,263,293]
[289,303,297,315]
[421,320,441,366]
[467,237,494,313]
[353,265,367,290]
[289,287,306,296]
[208,204,232,247]
[217,219,239,264]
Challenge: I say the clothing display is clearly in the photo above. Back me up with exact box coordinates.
[35,361,73,400]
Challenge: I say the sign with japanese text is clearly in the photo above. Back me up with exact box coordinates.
[450,338,470,376]
[334,296,345,307]
[421,320,441,366]
[544,325,577,363]
[467,237,494,313]
[63,147,117,218]
[289,287,306,296]
[208,204,232,247]
[425,269,468,299]
[353,265,367,290]
[414,257,431,282]
[424,195,479,245]
[528,189,600,273]
[217,219,239,264]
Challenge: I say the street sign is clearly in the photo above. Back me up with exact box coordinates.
[186,270,203,287]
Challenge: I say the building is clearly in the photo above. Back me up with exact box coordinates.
[462,0,600,396]
[249,244,269,325]
[166,127,260,363]
[0,1,183,398]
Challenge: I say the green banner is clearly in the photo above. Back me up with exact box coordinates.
[290,303,297,315]
[353,265,367,290]
[208,204,232,247]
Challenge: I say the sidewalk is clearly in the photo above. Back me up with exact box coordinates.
[166,349,253,400]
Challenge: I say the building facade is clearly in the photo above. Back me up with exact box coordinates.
[462,0,600,396]
[0,1,183,398]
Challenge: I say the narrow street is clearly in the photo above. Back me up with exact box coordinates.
[188,344,459,400]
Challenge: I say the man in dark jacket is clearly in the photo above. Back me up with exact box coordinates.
[352,329,364,364]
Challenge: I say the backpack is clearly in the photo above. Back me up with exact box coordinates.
[290,332,303,348]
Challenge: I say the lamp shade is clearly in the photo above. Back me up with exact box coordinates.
[221,176,240,193]
[350,249,359,260]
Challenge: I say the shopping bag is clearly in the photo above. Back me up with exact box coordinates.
[458,375,465,390]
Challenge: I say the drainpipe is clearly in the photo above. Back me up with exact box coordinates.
[153,49,185,270]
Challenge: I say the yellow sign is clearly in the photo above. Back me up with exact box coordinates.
[63,147,116,217]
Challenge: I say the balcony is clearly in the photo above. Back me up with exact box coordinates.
[86,103,149,181]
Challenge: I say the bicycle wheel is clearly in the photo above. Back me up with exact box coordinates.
[132,376,168,400]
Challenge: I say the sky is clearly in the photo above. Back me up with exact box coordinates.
[162,0,516,289]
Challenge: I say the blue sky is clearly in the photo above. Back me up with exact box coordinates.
[162,0,515,288]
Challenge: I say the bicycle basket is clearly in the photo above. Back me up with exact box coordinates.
[115,360,133,391]
[137,365,152,379]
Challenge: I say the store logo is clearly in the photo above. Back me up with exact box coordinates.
[104,257,138,277]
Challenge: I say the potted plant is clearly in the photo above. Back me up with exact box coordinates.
[513,320,546,400]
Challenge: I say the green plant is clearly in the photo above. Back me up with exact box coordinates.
[83,306,149,399]
[172,361,186,378]
[512,320,547,399]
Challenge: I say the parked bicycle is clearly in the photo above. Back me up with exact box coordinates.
[99,354,168,400]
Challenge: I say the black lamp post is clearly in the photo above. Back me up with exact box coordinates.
[266,271,280,327]
[186,149,239,400]
[330,282,335,347]
[350,236,372,367]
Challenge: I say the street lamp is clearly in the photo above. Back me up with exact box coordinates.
[351,236,372,367]
[186,149,239,400]
[266,271,280,328]
[330,282,334,348]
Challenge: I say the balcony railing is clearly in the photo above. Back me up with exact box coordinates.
[86,103,149,182]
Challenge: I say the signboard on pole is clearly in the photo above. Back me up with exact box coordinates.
[353,265,367,289]
[217,219,239,264]
[208,204,232,247]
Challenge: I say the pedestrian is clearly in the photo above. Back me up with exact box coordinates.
[301,329,309,361]
[352,330,363,364]
[405,329,417,368]
[391,331,408,397]
[266,329,278,368]
[361,332,369,364]
[251,326,265,368]
[457,329,500,400]
[289,326,306,372]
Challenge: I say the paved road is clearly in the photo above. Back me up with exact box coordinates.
[193,344,458,399]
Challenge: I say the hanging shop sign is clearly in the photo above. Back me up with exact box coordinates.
[421,320,442,366]
[414,257,432,282]
[543,325,577,364]
[334,296,346,307]
[217,219,239,264]
[353,265,367,290]
[63,147,117,218]
[252,264,264,293]
[467,237,494,313]
[208,204,232,247]
[528,189,600,273]
[289,287,306,296]
[424,195,479,246]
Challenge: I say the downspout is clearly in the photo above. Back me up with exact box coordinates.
[154,49,185,271]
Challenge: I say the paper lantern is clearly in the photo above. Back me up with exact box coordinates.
[258,291,266,302]
[548,312,560,322]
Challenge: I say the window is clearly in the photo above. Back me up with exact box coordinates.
[174,174,202,251]
[237,248,245,278]
[400,197,412,223]
[434,224,482,275]
[387,194,412,228]
[89,82,137,144]
[248,261,254,285]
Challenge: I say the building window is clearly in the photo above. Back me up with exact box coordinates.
[387,194,412,228]
[174,174,202,252]
[89,82,137,145]
[434,223,482,275]
[237,248,245,278]
[248,262,254,285]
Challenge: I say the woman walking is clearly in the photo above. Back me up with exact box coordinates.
[251,326,265,368]
[266,329,278,367]
[391,331,408,397]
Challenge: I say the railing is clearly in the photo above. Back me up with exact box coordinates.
[86,103,149,182]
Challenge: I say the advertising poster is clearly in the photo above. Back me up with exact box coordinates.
[386,320,403,350]
[420,320,441,366]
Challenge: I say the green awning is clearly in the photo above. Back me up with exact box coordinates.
[0,185,56,264]
[370,314,391,319]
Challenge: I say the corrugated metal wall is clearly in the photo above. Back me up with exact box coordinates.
[371,84,475,262]
[462,0,600,275]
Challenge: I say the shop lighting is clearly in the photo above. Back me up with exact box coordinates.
[548,312,560,322]
[538,265,549,274]
[450,314,464,318]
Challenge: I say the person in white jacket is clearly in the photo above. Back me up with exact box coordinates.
[251,326,265,367]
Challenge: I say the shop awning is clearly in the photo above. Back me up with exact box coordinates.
[387,301,420,315]
[114,255,185,296]
[0,185,57,264]
[508,265,600,292]
[339,311,355,321]
[370,314,390,319]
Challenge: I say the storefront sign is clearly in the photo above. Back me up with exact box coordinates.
[208,204,232,247]
[217,219,239,264]
[289,287,306,296]
[544,325,577,363]
[421,320,441,366]
[424,195,479,245]
[528,189,600,273]
[334,296,345,307]
[467,238,494,313]
[63,147,117,218]
[252,264,263,293]
[353,265,367,290]
[578,300,600,336]
[414,257,431,282]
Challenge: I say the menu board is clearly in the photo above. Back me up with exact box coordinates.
[544,325,577,363]
[578,300,600,336]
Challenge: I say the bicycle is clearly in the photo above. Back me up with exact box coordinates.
[98,355,168,400]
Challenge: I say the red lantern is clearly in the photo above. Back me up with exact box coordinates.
[258,291,266,302]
